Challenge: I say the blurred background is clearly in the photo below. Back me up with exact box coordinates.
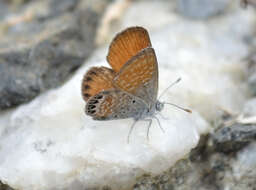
[1,0,256,189]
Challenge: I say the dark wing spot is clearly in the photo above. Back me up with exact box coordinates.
[84,93,90,98]
[96,95,103,99]
[88,105,96,109]
[89,100,99,104]
[85,77,92,82]
[83,85,90,90]
[89,71,97,75]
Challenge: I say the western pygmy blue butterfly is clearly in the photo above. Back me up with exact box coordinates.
[81,26,191,142]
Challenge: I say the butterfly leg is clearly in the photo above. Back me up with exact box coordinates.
[142,119,152,141]
[127,120,138,143]
[153,115,165,133]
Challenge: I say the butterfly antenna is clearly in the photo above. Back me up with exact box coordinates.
[158,77,181,100]
[163,102,192,113]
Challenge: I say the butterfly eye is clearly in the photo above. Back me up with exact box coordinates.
[132,100,136,104]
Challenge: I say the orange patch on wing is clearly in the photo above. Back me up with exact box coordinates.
[81,67,115,101]
[114,47,157,95]
[107,26,152,72]
[100,95,114,116]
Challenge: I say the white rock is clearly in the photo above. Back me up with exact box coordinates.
[0,1,254,190]
[0,47,208,189]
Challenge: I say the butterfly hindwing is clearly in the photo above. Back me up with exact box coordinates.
[86,90,146,120]
[114,47,159,108]
[107,26,152,72]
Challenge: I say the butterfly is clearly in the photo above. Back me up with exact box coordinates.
[81,26,191,142]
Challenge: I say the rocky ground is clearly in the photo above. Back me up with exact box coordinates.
[1,0,256,190]
[0,0,110,109]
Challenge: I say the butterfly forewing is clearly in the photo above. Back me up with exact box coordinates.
[81,67,116,101]
[86,90,146,120]
[107,26,152,72]
[114,47,158,108]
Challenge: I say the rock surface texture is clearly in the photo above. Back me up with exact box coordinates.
[0,0,108,109]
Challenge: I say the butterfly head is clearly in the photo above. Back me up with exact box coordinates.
[155,100,164,112]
